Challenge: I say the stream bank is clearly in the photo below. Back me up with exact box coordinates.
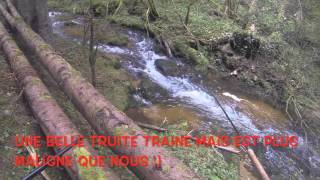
[48,11,320,179]
[47,0,320,142]
[105,0,320,143]
[0,52,69,179]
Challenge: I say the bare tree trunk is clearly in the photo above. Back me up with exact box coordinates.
[82,23,88,46]
[88,0,97,87]
[142,0,159,19]
[0,20,119,180]
[90,59,97,87]
[0,3,198,180]
[185,1,196,25]
[185,4,191,25]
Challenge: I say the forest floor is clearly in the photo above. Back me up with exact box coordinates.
[0,28,242,179]
[0,51,68,179]
[105,0,320,140]
[0,21,136,178]
[1,0,320,179]
[47,0,320,178]
[0,12,244,180]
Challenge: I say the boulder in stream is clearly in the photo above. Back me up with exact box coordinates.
[155,59,180,77]
[63,21,78,27]
[138,77,169,101]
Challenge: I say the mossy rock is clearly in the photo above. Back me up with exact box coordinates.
[173,38,208,69]
[138,77,169,101]
[108,15,145,30]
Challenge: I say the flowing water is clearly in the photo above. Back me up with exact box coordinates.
[49,12,320,179]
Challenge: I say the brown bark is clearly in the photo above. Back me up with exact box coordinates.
[247,148,270,180]
[0,2,199,180]
[0,20,119,180]
[88,0,97,87]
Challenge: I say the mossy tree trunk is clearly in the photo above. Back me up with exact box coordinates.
[0,20,119,180]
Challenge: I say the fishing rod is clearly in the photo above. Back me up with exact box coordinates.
[211,92,270,180]
[212,93,241,136]
[22,137,79,180]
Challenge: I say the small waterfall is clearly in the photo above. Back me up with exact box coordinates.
[50,12,319,179]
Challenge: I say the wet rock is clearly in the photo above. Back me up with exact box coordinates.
[138,77,168,101]
[239,0,251,6]
[130,94,152,107]
[63,21,78,27]
[155,59,180,77]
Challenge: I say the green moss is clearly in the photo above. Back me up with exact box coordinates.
[73,147,107,180]
[303,0,320,44]
[113,124,129,136]
[49,0,320,154]
[108,15,145,30]
[104,34,128,46]
[96,57,131,111]
[173,38,208,69]
[47,28,132,111]
[29,78,42,86]
[38,43,52,53]
[260,31,285,44]
[153,130,238,180]
[0,95,9,106]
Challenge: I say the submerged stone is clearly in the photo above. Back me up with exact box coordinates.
[155,59,180,77]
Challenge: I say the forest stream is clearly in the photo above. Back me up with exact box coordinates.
[49,11,320,179]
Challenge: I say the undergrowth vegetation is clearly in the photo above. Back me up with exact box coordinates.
[48,0,320,175]
[144,123,239,180]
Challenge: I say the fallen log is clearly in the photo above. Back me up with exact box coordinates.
[0,2,199,179]
[0,20,119,180]
[247,148,270,180]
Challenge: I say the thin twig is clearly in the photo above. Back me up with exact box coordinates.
[137,122,168,132]
[26,146,51,180]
